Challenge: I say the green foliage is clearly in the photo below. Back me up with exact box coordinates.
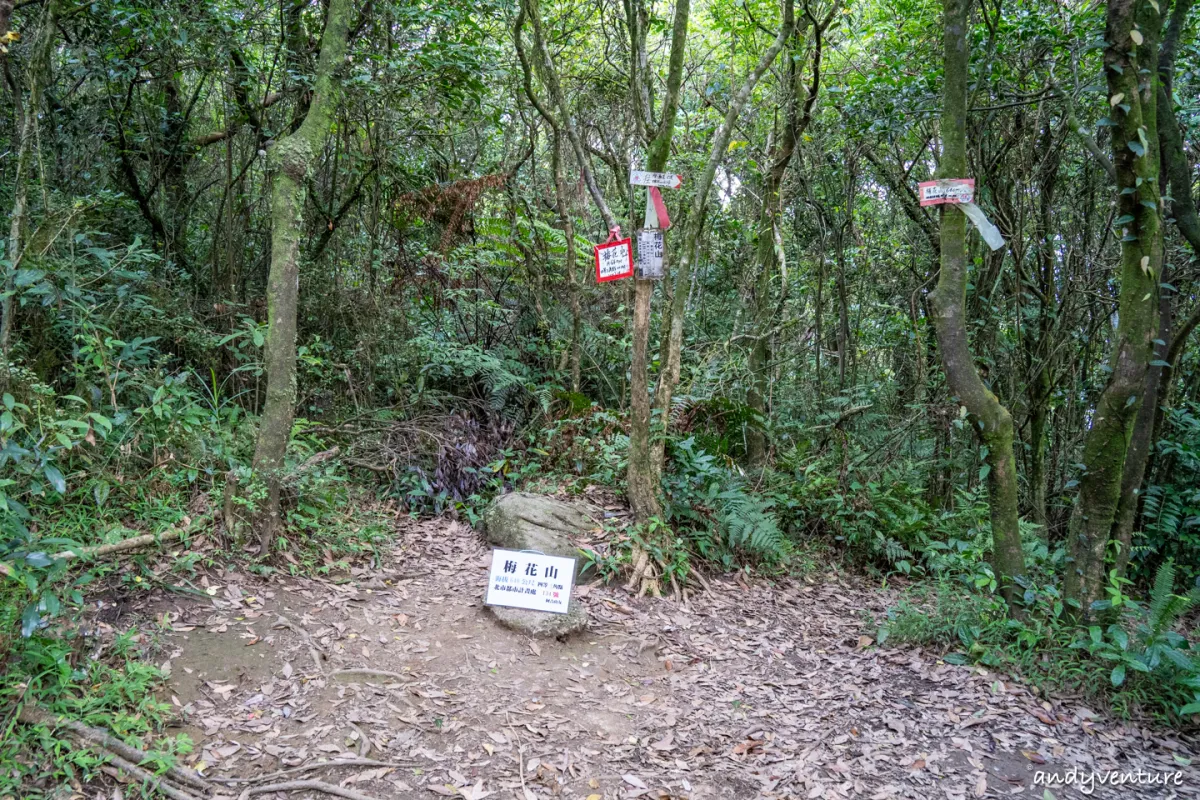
[664,437,791,567]
[0,616,188,796]
[880,562,1200,722]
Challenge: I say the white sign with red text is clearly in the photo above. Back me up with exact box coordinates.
[485,549,575,614]
[918,178,975,206]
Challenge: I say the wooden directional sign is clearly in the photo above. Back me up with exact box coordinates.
[630,170,683,189]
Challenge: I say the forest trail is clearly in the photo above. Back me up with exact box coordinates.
[136,519,1198,800]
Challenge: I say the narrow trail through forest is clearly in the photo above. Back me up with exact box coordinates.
[133,519,1199,800]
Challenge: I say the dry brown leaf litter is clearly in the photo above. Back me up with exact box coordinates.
[122,518,1200,799]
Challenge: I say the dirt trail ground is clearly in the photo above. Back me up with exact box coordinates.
[133,519,1199,799]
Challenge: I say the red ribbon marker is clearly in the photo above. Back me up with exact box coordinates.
[649,187,671,230]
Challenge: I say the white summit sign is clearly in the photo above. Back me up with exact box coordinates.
[484,548,575,614]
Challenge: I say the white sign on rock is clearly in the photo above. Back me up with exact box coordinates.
[630,170,683,189]
[485,548,575,614]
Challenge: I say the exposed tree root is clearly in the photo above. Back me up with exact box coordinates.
[624,544,662,598]
[208,758,417,785]
[330,668,408,682]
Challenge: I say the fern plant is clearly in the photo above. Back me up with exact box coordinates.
[1070,561,1200,717]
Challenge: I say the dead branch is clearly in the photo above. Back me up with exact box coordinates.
[283,447,341,485]
[0,518,203,578]
[17,705,211,793]
[237,779,385,800]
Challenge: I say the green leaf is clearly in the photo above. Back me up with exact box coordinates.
[43,465,67,494]
[23,552,54,568]
[1111,664,1126,686]
[877,627,889,645]
[1179,702,1200,715]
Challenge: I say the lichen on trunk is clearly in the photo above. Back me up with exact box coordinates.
[929,0,1025,603]
[252,0,354,553]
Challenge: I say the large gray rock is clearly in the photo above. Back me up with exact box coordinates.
[482,492,599,637]
[488,600,589,637]
[482,492,599,568]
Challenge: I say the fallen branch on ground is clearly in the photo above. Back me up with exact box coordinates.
[17,705,211,794]
[0,517,204,579]
[237,779,385,800]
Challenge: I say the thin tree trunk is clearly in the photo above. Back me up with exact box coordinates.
[1064,0,1163,616]
[929,0,1025,603]
[253,0,354,553]
[1109,0,1197,581]
[747,10,829,467]
[1,0,55,389]
[648,0,796,480]
[625,0,690,523]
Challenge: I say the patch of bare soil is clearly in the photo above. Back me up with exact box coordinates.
[131,519,1199,799]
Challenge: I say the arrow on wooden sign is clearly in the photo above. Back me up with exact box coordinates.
[630,170,683,189]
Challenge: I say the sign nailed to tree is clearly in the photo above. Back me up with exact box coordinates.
[637,229,664,279]
[917,178,975,206]
[485,548,575,614]
[630,170,683,189]
[594,237,634,282]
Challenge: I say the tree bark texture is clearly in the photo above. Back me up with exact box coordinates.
[253,0,354,552]
[1064,0,1163,616]
[929,0,1026,603]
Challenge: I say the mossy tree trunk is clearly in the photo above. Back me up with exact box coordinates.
[1111,0,1199,581]
[1064,0,1163,616]
[747,6,832,468]
[1,0,55,390]
[929,0,1026,603]
[253,0,353,553]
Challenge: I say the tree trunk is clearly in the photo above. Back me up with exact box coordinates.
[929,0,1025,603]
[625,0,690,524]
[1,0,55,389]
[747,11,828,467]
[253,0,353,553]
[648,0,796,480]
[1111,296,1171,578]
[1064,0,1163,617]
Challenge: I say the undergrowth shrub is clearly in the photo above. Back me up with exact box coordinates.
[878,563,1200,724]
